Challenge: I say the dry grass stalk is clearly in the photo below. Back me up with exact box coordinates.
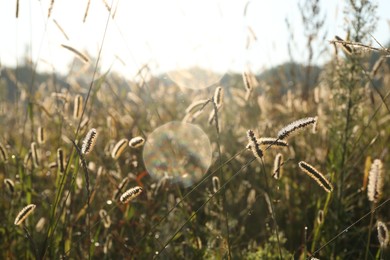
[120,186,143,204]
[61,44,89,63]
[185,99,209,114]
[57,148,65,173]
[371,56,386,77]
[367,159,384,203]
[16,0,19,18]
[83,0,91,23]
[331,36,390,55]
[80,116,89,130]
[48,0,55,18]
[298,161,333,193]
[312,116,318,134]
[113,177,129,200]
[102,0,112,12]
[273,153,283,180]
[208,109,216,125]
[14,204,36,225]
[53,19,69,40]
[0,143,8,162]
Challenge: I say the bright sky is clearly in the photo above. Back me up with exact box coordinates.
[0,0,389,80]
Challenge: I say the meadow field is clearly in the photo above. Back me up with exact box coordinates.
[0,0,389,259]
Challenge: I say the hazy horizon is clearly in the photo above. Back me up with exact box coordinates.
[1,0,389,81]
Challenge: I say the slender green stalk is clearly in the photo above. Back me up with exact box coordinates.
[364,204,375,260]
[260,157,283,260]
[310,179,333,252]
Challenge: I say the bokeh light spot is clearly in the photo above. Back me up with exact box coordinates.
[143,121,212,188]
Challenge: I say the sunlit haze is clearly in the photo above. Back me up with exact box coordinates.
[0,0,389,80]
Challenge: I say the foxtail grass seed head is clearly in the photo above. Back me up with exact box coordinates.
[277,117,317,140]
[0,142,8,162]
[317,210,324,225]
[242,71,253,92]
[111,138,128,159]
[24,150,32,169]
[334,35,353,55]
[57,148,65,173]
[83,0,91,23]
[37,126,45,144]
[273,153,283,179]
[120,186,143,204]
[73,94,83,120]
[258,137,288,148]
[48,0,54,18]
[212,176,220,194]
[4,178,15,194]
[214,86,223,108]
[99,209,112,229]
[367,159,384,203]
[185,99,209,114]
[104,234,113,254]
[298,161,333,193]
[246,130,263,159]
[14,204,36,225]
[61,44,89,62]
[377,221,389,248]
[48,162,58,169]
[31,142,40,168]
[264,193,273,215]
[362,156,372,191]
[129,136,145,148]
[247,189,256,208]
[82,128,97,155]
[35,217,46,232]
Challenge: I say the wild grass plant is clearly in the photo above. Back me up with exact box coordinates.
[0,0,390,259]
